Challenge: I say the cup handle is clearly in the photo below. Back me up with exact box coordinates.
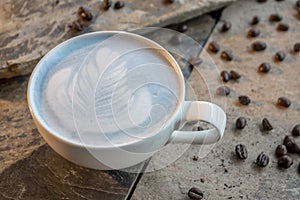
[169,101,226,144]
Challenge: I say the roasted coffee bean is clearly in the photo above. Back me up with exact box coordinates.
[292,124,300,136]
[221,51,233,61]
[192,126,204,131]
[275,51,286,61]
[208,41,220,53]
[256,152,269,167]
[230,70,241,80]
[188,187,204,200]
[257,0,267,2]
[283,135,299,153]
[252,41,267,51]
[220,21,232,32]
[297,0,300,8]
[269,14,282,22]
[277,97,291,107]
[293,43,300,52]
[177,24,188,33]
[248,28,260,37]
[239,95,251,105]
[262,118,273,131]
[250,16,260,25]
[235,144,248,159]
[70,20,83,32]
[216,86,231,96]
[114,1,125,9]
[277,23,289,31]
[278,155,293,168]
[276,144,288,157]
[258,63,271,73]
[78,7,93,21]
[236,117,247,129]
[284,135,295,145]
[103,0,112,10]
[220,71,230,82]
[166,0,175,3]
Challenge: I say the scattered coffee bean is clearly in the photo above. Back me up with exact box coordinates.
[220,71,231,82]
[256,152,269,167]
[192,126,204,131]
[277,23,289,31]
[276,144,288,157]
[235,144,248,159]
[262,118,273,131]
[177,24,188,33]
[78,6,93,21]
[221,51,233,61]
[292,124,300,136]
[208,41,220,53]
[188,187,204,200]
[103,0,112,10]
[250,16,260,25]
[114,1,125,9]
[248,28,260,37]
[284,135,295,145]
[283,135,298,153]
[236,117,247,129]
[269,14,282,22]
[252,41,267,51]
[70,20,83,32]
[257,0,267,2]
[220,21,232,32]
[274,51,286,61]
[166,0,175,3]
[192,155,199,161]
[293,43,300,52]
[216,86,231,96]
[278,155,293,168]
[230,70,241,80]
[296,0,300,8]
[277,97,291,108]
[258,63,271,73]
[239,95,251,105]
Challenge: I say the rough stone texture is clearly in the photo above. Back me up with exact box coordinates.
[132,0,300,199]
[0,0,235,79]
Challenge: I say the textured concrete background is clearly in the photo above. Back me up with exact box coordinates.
[132,0,300,199]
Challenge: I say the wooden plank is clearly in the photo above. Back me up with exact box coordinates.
[0,0,235,79]
[132,0,300,199]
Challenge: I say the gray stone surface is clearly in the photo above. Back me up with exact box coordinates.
[0,0,235,79]
[132,0,300,199]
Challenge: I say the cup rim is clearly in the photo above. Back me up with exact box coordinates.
[27,31,185,149]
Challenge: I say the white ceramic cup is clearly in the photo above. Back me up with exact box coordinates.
[27,31,226,170]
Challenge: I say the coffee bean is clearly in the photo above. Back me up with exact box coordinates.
[250,16,260,25]
[114,1,125,9]
[103,0,112,10]
[70,20,83,32]
[262,118,273,131]
[166,0,175,3]
[293,43,300,52]
[236,117,247,129]
[192,126,204,131]
[221,51,233,61]
[188,187,204,200]
[292,124,300,136]
[216,86,231,96]
[277,97,291,108]
[220,71,230,82]
[230,70,241,80]
[278,155,293,168]
[275,144,288,157]
[275,51,286,61]
[256,152,269,167]
[248,28,260,37]
[220,21,232,32]
[235,144,248,159]
[257,0,267,2]
[269,14,282,22]
[238,95,251,105]
[78,7,93,21]
[284,135,295,145]
[177,24,188,33]
[252,41,267,51]
[277,23,289,31]
[283,135,299,153]
[208,41,220,53]
[296,0,300,8]
[258,63,271,73]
